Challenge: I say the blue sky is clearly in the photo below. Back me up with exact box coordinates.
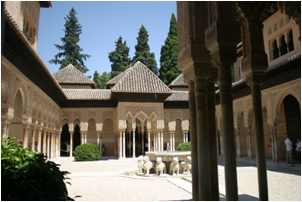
[37,1,177,77]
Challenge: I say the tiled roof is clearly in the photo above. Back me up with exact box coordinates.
[165,91,189,101]
[63,89,111,100]
[111,61,172,93]
[106,67,133,85]
[169,73,188,87]
[53,64,95,85]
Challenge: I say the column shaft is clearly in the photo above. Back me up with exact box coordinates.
[70,133,73,157]
[43,131,47,156]
[23,126,29,149]
[218,65,238,201]
[158,132,160,151]
[148,131,151,152]
[2,122,10,138]
[251,84,268,201]
[31,127,36,151]
[123,131,126,158]
[207,79,219,201]
[170,132,172,151]
[189,81,199,201]
[247,127,253,159]
[37,129,42,153]
[119,131,122,158]
[133,130,136,158]
[161,131,164,151]
[47,132,50,158]
[195,77,211,200]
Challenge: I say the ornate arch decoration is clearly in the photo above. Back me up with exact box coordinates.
[151,112,157,130]
[248,107,255,127]
[43,108,47,127]
[15,82,29,119]
[1,81,9,115]
[32,102,37,123]
[135,111,148,123]
[88,117,96,131]
[62,118,69,126]
[37,105,42,125]
[73,118,81,131]
[272,89,301,121]
[164,118,170,131]
[174,112,183,122]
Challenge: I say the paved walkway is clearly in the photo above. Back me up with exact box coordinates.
[53,156,301,201]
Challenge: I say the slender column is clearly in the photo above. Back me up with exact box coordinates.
[173,133,175,151]
[170,132,173,151]
[99,134,102,152]
[272,123,279,161]
[31,125,36,151]
[148,131,151,152]
[42,130,47,156]
[188,81,198,201]
[247,126,253,159]
[123,131,126,158]
[81,133,84,144]
[195,77,211,200]
[154,133,157,151]
[132,129,136,158]
[23,125,30,149]
[250,82,268,200]
[158,131,161,151]
[97,133,100,147]
[236,127,241,157]
[2,121,10,138]
[119,131,122,158]
[160,131,164,151]
[207,71,219,201]
[37,128,42,152]
[70,133,73,157]
[56,133,60,157]
[47,131,51,158]
[84,134,87,143]
[142,130,145,154]
[183,132,186,143]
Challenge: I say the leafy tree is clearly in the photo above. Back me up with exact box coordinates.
[176,142,191,151]
[49,7,91,74]
[1,138,73,201]
[108,36,131,79]
[93,70,111,89]
[132,25,158,75]
[74,143,101,161]
[159,13,180,85]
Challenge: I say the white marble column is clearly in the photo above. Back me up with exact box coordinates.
[2,121,10,138]
[141,129,145,154]
[85,134,87,143]
[173,133,175,151]
[37,128,42,152]
[132,129,136,158]
[42,130,47,156]
[81,133,85,144]
[161,131,164,151]
[247,126,253,159]
[23,125,30,149]
[70,133,73,157]
[123,131,126,158]
[31,125,36,151]
[119,131,122,158]
[236,127,241,157]
[47,131,51,159]
[148,131,151,152]
[183,132,186,143]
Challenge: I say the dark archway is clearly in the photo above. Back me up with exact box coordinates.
[280,35,288,56]
[284,95,301,145]
[60,124,70,156]
[273,39,279,60]
[73,124,81,151]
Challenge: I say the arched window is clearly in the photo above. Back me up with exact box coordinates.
[273,40,279,60]
[288,30,294,52]
[280,35,288,56]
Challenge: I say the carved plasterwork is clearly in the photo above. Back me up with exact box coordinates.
[164,112,169,121]
[62,111,69,119]
[174,111,183,121]
[73,111,81,119]
[1,64,11,83]
[103,111,114,121]
[126,105,157,117]
[88,111,96,119]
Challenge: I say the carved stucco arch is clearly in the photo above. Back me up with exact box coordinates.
[32,102,37,123]
[14,82,29,119]
[135,111,148,123]
[272,88,301,122]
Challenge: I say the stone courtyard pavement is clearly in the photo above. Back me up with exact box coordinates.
[53,156,301,201]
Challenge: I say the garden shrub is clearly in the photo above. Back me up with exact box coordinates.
[176,142,191,151]
[1,137,73,201]
[73,143,101,161]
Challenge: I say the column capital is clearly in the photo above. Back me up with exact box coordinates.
[22,123,31,130]
[245,74,266,87]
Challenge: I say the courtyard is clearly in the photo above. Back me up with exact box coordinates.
[54,156,301,201]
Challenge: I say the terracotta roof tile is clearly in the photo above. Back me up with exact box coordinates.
[111,61,172,94]
[63,89,111,100]
[165,91,189,101]
[53,64,95,85]
[168,73,188,87]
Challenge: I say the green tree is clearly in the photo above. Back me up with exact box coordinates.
[132,25,158,75]
[93,70,111,89]
[49,7,91,74]
[159,13,180,85]
[108,36,131,79]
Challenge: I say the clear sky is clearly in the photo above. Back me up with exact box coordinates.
[37,1,177,78]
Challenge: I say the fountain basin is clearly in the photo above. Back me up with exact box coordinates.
[145,151,191,162]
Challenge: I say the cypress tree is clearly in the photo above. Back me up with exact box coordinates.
[132,25,158,75]
[108,36,131,79]
[93,70,110,89]
[49,7,91,73]
[159,13,180,85]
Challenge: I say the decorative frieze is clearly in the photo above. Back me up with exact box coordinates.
[1,64,11,83]
[126,105,157,117]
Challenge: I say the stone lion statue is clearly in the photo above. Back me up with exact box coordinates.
[156,157,166,176]
[143,156,154,175]
[169,157,180,176]
[180,156,191,175]
[137,155,145,174]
